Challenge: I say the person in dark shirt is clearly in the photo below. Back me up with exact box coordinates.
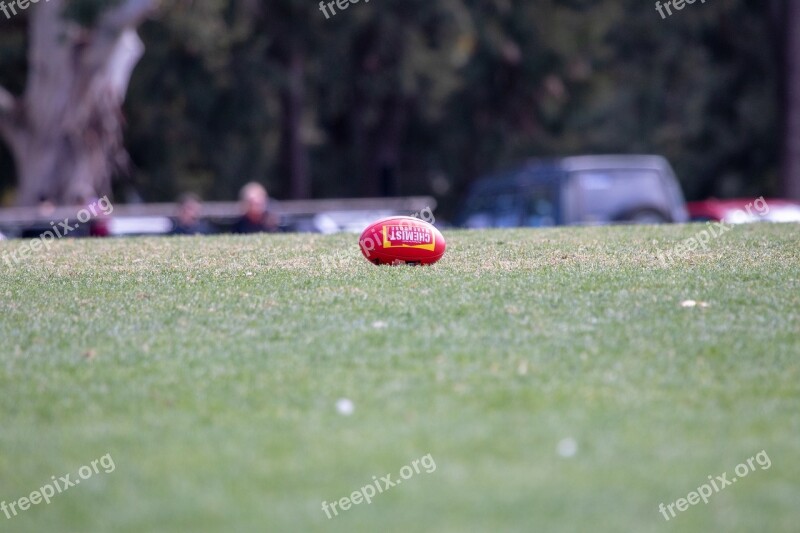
[171,193,212,235]
[232,182,279,234]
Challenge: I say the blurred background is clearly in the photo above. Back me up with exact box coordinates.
[0,0,796,223]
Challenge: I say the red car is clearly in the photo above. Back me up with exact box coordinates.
[687,198,800,224]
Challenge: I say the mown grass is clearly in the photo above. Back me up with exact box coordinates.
[0,223,798,532]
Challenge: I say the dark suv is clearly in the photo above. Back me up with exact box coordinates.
[456,155,689,228]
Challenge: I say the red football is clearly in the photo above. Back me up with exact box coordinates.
[359,216,446,266]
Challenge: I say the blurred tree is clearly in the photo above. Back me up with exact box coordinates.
[315,0,474,197]
[251,0,321,199]
[122,0,263,201]
[780,0,800,199]
[0,0,785,208]
[0,0,158,206]
[573,0,778,200]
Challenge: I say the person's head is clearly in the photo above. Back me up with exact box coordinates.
[239,182,268,221]
[177,193,203,225]
[37,194,55,216]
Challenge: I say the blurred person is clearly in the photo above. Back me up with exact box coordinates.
[20,194,57,239]
[232,182,279,234]
[37,194,56,218]
[78,195,116,238]
[88,209,112,237]
[72,195,94,238]
[171,193,212,235]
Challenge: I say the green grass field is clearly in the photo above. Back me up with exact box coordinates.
[1,223,799,532]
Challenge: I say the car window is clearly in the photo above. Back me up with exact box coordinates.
[462,190,524,228]
[567,169,670,224]
[522,192,558,227]
[462,185,558,228]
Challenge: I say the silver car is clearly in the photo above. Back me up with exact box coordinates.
[457,155,689,228]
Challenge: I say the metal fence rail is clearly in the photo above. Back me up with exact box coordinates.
[0,196,437,234]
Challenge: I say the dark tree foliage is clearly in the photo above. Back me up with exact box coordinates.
[0,0,789,208]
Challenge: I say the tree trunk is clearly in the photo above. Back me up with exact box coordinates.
[279,43,311,199]
[0,0,158,206]
[783,0,800,200]
[366,95,408,197]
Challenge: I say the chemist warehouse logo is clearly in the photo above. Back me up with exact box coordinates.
[383,225,435,251]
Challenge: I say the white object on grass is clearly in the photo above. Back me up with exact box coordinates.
[557,438,578,458]
[336,398,354,416]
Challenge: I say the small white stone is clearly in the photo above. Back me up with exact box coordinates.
[557,438,578,458]
[372,321,388,329]
[681,300,710,308]
[336,398,354,416]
